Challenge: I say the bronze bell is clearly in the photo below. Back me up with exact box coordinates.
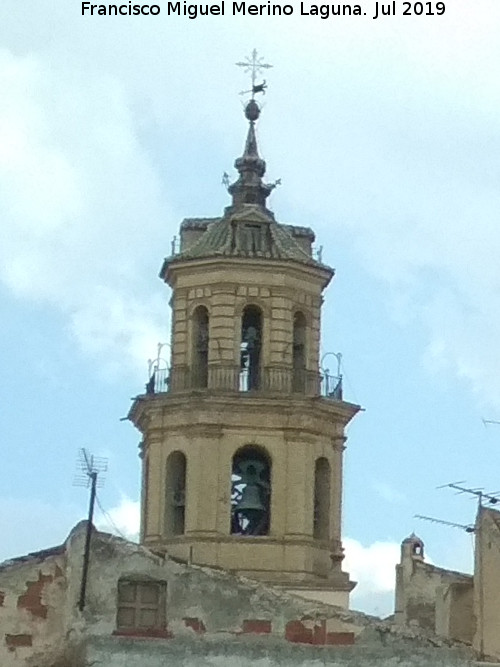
[234,485,265,513]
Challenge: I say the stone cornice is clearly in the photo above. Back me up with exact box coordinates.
[128,391,360,438]
[161,255,333,291]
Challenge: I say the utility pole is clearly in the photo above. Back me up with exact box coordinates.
[74,449,107,612]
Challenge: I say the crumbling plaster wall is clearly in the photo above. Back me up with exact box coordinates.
[80,526,362,640]
[0,524,479,666]
[436,582,475,645]
[0,547,68,667]
[396,553,473,636]
[79,528,476,665]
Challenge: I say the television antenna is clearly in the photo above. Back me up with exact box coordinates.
[74,448,108,611]
[482,418,500,427]
[437,481,500,506]
[415,514,475,533]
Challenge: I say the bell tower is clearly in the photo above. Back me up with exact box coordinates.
[129,65,360,608]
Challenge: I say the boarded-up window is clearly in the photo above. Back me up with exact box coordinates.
[117,581,166,631]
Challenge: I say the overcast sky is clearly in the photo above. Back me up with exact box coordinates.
[1,0,499,616]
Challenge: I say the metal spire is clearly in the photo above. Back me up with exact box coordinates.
[236,49,273,99]
[227,50,275,213]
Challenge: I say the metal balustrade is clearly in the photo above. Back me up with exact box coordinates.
[145,364,343,401]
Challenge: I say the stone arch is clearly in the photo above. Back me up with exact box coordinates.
[313,457,331,540]
[165,450,187,537]
[231,445,271,536]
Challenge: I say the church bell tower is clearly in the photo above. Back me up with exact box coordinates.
[129,61,360,608]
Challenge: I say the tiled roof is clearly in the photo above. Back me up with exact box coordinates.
[172,207,322,267]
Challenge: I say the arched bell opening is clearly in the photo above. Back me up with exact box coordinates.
[192,305,209,388]
[231,445,271,536]
[165,451,187,537]
[313,457,331,540]
[240,305,262,391]
[292,311,306,393]
[413,541,424,557]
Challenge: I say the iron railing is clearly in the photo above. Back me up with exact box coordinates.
[145,364,343,401]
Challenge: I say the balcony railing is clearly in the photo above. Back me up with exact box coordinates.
[145,364,343,401]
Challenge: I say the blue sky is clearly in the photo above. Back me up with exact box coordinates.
[1,0,500,616]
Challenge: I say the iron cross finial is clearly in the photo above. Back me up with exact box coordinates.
[236,49,273,98]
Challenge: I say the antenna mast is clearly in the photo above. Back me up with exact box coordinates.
[437,480,500,506]
[74,448,108,612]
[415,514,475,533]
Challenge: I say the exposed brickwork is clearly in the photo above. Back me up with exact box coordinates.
[5,634,33,649]
[241,619,272,634]
[0,591,5,606]
[326,631,355,645]
[17,571,53,619]
[285,619,355,646]
[312,620,326,645]
[183,617,206,634]
[285,620,313,644]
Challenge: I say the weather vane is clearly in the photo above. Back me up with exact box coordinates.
[236,49,272,98]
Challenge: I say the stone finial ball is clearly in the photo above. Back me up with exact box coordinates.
[245,99,261,121]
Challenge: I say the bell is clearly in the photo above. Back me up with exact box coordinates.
[234,485,265,513]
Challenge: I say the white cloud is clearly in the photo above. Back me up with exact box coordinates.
[281,26,500,411]
[96,496,140,542]
[69,287,165,379]
[0,48,168,377]
[372,482,406,505]
[343,537,400,617]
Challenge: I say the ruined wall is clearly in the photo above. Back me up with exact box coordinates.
[436,581,474,645]
[474,507,500,660]
[0,524,480,666]
[395,535,473,641]
[56,526,480,666]
[0,545,68,667]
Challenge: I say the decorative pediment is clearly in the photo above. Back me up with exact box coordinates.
[230,205,274,225]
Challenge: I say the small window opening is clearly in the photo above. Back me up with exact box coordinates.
[192,306,209,388]
[231,446,271,536]
[165,451,186,536]
[313,457,331,540]
[240,306,262,391]
[117,580,166,632]
[292,312,306,392]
